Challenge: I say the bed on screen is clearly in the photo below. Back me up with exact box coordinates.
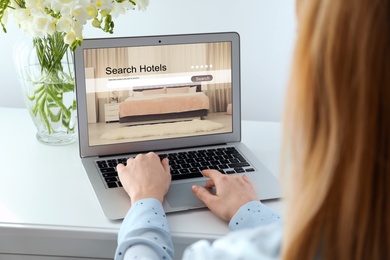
[118,85,210,125]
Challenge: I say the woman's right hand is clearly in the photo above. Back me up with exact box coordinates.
[191,170,259,221]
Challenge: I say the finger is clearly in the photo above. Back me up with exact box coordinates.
[242,174,250,183]
[161,158,171,174]
[205,179,215,188]
[116,163,127,182]
[116,163,125,173]
[242,174,254,187]
[147,151,158,159]
[192,185,216,206]
[201,169,223,180]
[135,153,145,159]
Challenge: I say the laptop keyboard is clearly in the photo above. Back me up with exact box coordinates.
[96,147,255,189]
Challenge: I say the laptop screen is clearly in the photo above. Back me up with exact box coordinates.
[75,32,241,157]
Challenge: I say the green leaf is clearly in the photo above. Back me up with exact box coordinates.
[34,85,45,94]
[63,83,75,92]
[48,110,61,122]
[32,102,39,116]
[38,96,52,134]
[62,106,71,119]
[47,103,61,122]
[27,94,36,101]
[0,0,11,33]
[62,109,70,128]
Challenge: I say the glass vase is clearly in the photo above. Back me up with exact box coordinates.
[13,33,77,145]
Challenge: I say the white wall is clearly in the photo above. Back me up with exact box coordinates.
[0,0,296,122]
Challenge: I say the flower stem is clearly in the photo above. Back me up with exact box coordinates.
[30,32,76,133]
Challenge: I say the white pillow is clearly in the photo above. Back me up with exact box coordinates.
[189,86,197,93]
[133,91,144,97]
[166,87,189,94]
[143,88,166,95]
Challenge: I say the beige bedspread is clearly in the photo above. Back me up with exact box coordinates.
[119,92,209,117]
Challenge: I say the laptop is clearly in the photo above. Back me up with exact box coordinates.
[74,32,281,220]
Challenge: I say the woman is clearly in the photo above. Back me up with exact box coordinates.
[115,0,390,258]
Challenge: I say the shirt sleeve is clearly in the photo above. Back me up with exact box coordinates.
[115,200,281,260]
[182,201,283,260]
[115,198,174,260]
[182,222,283,260]
[229,200,282,230]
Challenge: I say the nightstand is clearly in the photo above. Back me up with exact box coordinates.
[104,103,119,122]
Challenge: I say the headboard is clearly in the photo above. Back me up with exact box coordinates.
[132,84,202,93]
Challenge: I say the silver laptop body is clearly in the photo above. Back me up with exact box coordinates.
[74,32,280,220]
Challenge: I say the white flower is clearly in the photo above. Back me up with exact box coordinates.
[111,1,135,18]
[56,15,73,34]
[24,0,45,10]
[64,30,76,45]
[51,0,73,14]
[34,15,56,36]
[72,21,84,39]
[85,4,98,19]
[133,0,149,11]
[12,7,33,34]
[71,5,90,25]
[11,5,30,23]
[3,0,149,47]
[95,0,114,11]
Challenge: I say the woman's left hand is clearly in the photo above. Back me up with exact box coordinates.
[117,152,171,204]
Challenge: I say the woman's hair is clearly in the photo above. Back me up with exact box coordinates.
[281,0,390,259]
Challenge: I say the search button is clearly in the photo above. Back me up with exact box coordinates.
[191,75,213,82]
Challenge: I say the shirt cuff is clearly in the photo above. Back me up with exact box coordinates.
[118,198,169,244]
[115,198,173,260]
[228,200,281,231]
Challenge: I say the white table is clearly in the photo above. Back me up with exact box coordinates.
[0,107,283,260]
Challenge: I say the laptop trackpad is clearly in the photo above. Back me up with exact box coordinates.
[165,181,210,208]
